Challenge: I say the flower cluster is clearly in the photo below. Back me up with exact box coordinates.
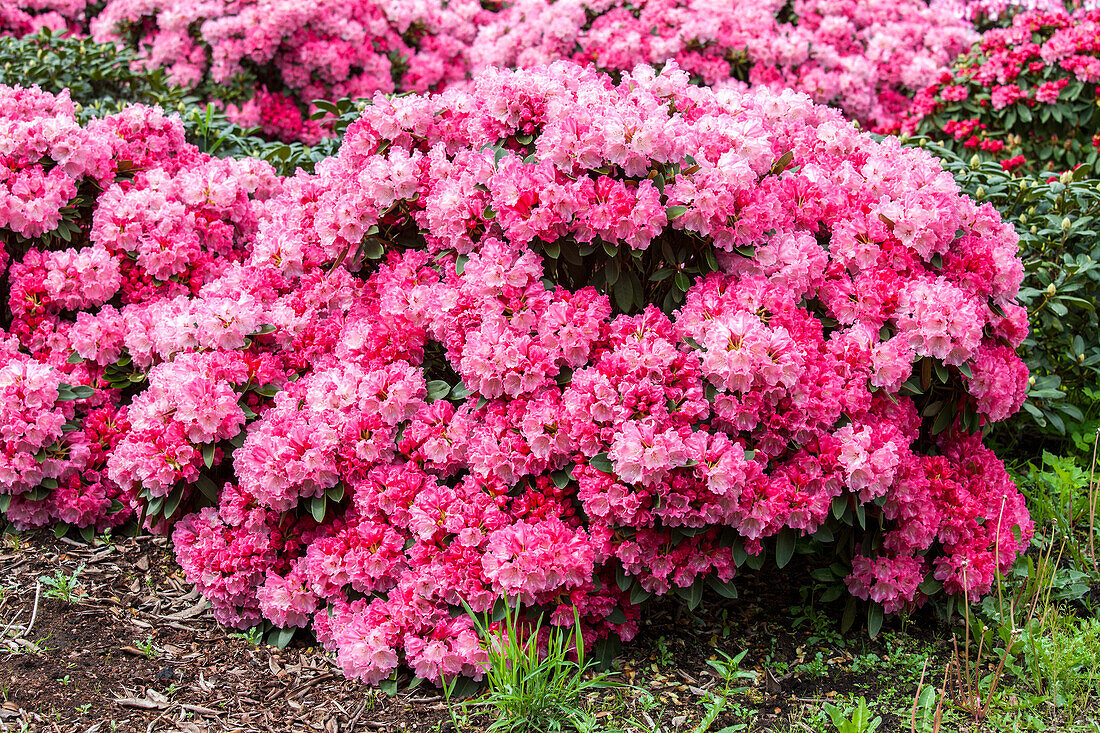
[936,0,1100,24]
[1,66,1033,684]
[88,0,482,140]
[68,0,979,137]
[900,8,1100,173]
[0,0,88,37]
[467,0,978,131]
[0,85,277,532]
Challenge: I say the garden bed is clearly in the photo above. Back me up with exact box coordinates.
[10,530,1088,733]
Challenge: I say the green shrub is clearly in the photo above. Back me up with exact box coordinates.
[928,141,1100,440]
[0,29,351,176]
[900,10,1100,176]
[0,29,188,118]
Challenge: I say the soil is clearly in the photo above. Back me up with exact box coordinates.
[0,531,959,733]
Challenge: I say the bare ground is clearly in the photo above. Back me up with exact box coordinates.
[0,530,963,733]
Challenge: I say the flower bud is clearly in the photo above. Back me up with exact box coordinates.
[1062,217,1072,231]
[1045,283,1057,296]
[975,186,985,200]
[970,154,981,169]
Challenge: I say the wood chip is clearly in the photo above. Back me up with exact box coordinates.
[157,597,209,621]
[114,697,167,711]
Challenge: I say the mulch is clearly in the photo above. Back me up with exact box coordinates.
[0,530,956,733]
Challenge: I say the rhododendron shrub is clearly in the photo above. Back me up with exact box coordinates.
[75,0,977,138]
[0,0,88,37]
[900,9,1100,173]
[0,84,281,535]
[172,63,1030,683]
[89,0,483,142]
[936,0,1099,27]
[470,0,977,131]
[1,65,1035,684]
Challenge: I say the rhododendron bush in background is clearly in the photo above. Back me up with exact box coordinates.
[0,0,88,37]
[86,0,977,135]
[87,0,484,142]
[901,8,1100,173]
[1,63,1035,684]
[472,0,980,132]
[3,0,1097,143]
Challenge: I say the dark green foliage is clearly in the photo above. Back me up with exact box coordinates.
[0,29,189,118]
[927,140,1100,441]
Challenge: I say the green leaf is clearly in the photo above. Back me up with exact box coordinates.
[840,597,858,634]
[66,351,84,364]
[447,675,483,699]
[614,275,633,311]
[706,575,738,599]
[770,150,794,176]
[604,257,620,286]
[666,205,689,220]
[775,530,796,569]
[703,247,719,272]
[359,238,384,260]
[745,550,765,571]
[918,578,942,596]
[326,484,345,503]
[53,522,70,539]
[629,584,653,605]
[310,494,327,523]
[267,627,296,649]
[163,488,184,520]
[675,582,704,611]
[426,380,452,402]
[615,564,632,592]
[589,453,614,474]
[195,474,219,502]
[593,636,622,671]
[934,361,949,384]
[867,603,884,639]
[551,467,573,489]
[930,401,957,435]
[202,443,215,469]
